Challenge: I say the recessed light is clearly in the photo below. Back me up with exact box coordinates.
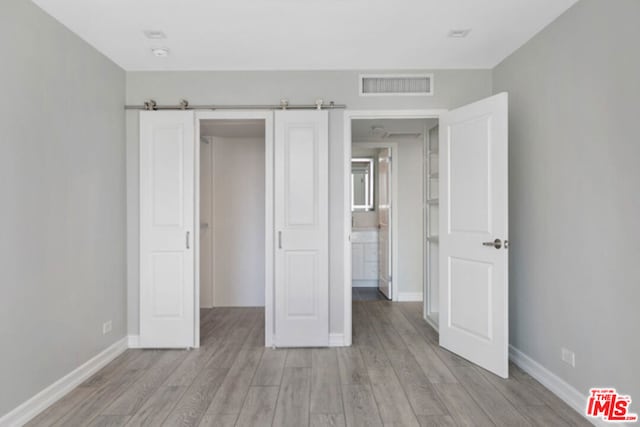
[151,47,170,57]
[144,30,166,40]
[448,29,471,38]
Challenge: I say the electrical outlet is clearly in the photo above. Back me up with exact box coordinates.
[561,347,575,367]
[102,320,112,335]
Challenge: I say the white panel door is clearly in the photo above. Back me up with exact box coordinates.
[274,110,329,347]
[439,93,509,378]
[377,148,392,299]
[140,111,195,348]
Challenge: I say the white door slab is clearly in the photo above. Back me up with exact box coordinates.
[439,93,509,378]
[377,148,392,299]
[139,111,195,348]
[274,110,329,347]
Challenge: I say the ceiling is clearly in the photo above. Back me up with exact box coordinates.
[32,0,578,71]
[352,119,437,142]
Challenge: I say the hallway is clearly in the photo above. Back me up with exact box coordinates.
[27,302,588,426]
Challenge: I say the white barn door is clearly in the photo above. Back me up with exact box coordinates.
[139,111,195,348]
[439,93,509,377]
[274,111,329,347]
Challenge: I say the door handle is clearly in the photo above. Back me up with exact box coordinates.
[278,231,282,249]
[482,238,502,249]
[186,231,190,249]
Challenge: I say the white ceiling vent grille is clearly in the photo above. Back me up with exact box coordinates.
[385,132,423,139]
[359,74,433,96]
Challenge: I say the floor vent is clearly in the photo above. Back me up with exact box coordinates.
[359,74,433,96]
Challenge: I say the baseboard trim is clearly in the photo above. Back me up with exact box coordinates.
[509,345,601,427]
[397,292,423,302]
[0,337,128,427]
[352,281,377,288]
[329,333,346,347]
[423,314,439,333]
[127,334,140,348]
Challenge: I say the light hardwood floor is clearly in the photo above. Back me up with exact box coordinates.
[27,302,590,426]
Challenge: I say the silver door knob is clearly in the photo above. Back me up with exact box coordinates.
[482,238,502,249]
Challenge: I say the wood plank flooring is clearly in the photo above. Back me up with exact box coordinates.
[26,302,590,427]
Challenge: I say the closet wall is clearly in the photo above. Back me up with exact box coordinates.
[200,129,266,307]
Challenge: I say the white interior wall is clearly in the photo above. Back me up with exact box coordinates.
[493,0,640,402]
[0,0,126,417]
[395,138,425,300]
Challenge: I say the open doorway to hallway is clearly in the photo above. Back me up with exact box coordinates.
[349,118,438,307]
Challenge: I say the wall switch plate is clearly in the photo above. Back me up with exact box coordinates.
[561,347,575,367]
[103,320,112,335]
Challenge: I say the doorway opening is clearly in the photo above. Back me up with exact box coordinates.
[199,119,266,308]
[344,95,509,377]
[348,117,439,308]
[195,112,274,348]
[343,111,444,346]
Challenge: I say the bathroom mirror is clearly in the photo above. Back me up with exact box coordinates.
[351,158,374,211]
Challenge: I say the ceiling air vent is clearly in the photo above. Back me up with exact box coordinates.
[385,132,423,139]
[359,74,433,96]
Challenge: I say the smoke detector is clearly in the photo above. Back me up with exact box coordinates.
[385,132,423,139]
[151,47,170,57]
[144,30,166,40]
[448,29,471,38]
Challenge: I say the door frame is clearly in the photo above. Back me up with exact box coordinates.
[343,110,447,346]
[199,135,214,309]
[194,111,275,348]
[351,141,398,300]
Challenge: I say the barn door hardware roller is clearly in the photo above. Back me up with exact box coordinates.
[129,99,345,111]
